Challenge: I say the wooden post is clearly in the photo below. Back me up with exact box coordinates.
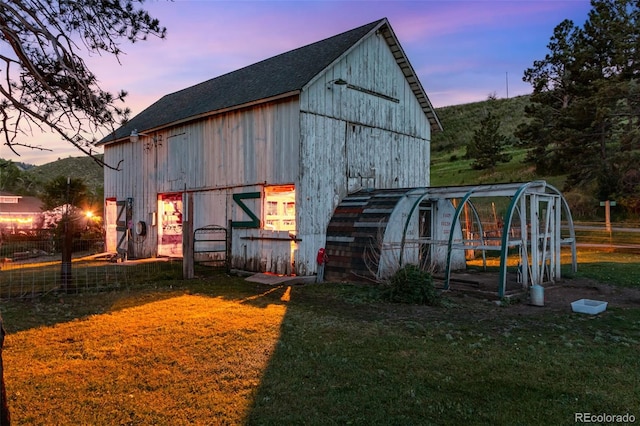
[182,192,194,279]
[227,219,233,273]
[0,316,9,425]
[61,177,73,293]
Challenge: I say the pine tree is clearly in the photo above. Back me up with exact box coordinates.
[467,111,512,170]
[517,0,640,212]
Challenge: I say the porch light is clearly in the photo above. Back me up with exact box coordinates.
[130,129,162,151]
[327,78,348,89]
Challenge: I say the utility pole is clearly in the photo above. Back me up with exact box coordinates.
[506,72,509,99]
[600,200,616,233]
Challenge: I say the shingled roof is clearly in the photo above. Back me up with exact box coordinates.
[100,18,440,144]
[0,192,43,213]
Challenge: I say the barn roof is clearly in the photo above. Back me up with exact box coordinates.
[100,18,441,145]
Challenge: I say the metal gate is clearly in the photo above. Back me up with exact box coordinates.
[194,225,228,269]
[116,198,133,260]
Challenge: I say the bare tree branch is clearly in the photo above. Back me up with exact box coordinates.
[0,0,165,169]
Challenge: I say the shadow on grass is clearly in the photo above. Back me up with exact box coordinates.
[242,282,640,425]
[2,264,639,424]
[0,270,289,334]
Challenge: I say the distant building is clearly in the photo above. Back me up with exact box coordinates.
[0,192,44,233]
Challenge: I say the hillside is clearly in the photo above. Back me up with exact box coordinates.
[25,155,104,193]
[428,95,565,188]
[432,95,530,153]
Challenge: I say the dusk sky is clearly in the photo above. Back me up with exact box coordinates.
[5,0,593,165]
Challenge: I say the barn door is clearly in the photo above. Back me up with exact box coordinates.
[346,125,377,192]
[158,193,183,257]
[105,199,117,252]
[116,198,133,260]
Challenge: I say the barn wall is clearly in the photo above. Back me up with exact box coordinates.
[296,29,432,275]
[104,30,435,277]
[302,30,431,140]
[104,98,300,264]
[158,99,300,193]
[104,136,159,258]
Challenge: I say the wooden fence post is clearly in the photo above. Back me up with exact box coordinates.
[182,192,194,279]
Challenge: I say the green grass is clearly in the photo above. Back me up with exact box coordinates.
[565,250,640,287]
[1,256,639,425]
[248,290,640,425]
[430,146,567,189]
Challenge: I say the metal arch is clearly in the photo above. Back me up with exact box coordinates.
[398,188,430,266]
[465,200,488,270]
[498,181,547,297]
[397,188,487,272]
[544,183,578,273]
[444,187,478,290]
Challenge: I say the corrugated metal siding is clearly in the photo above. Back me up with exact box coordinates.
[324,189,409,281]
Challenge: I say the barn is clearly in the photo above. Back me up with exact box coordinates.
[99,18,442,276]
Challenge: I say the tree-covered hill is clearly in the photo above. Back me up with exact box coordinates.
[432,95,531,154]
[26,155,104,193]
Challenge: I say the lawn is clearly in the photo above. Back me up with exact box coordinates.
[1,256,639,425]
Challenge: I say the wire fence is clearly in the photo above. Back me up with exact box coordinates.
[0,221,638,300]
[0,234,183,300]
[0,257,183,300]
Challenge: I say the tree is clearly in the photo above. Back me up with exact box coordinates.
[515,19,584,174]
[517,0,640,207]
[0,1,165,166]
[467,111,512,170]
[0,159,23,191]
[41,175,88,211]
[0,158,38,194]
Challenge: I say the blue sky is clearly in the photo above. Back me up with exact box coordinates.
[6,0,593,165]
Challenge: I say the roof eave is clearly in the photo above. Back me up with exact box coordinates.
[379,23,443,133]
[98,90,301,146]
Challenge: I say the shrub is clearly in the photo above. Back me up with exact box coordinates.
[380,264,440,306]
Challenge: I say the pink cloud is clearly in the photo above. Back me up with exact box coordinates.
[7,0,593,165]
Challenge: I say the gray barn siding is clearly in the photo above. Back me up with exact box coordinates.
[296,114,348,275]
[295,30,431,275]
[302,31,429,137]
[104,22,435,276]
[104,99,301,261]
[158,100,300,192]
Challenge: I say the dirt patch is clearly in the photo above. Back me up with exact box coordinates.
[444,276,640,320]
[534,278,640,310]
[288,276,640,327]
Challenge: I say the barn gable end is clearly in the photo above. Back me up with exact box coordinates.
[101,18,441,277]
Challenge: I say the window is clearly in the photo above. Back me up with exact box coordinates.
[263,185,296,231]
[267,201,279,216]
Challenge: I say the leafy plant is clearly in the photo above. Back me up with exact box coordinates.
[380,264,441,306]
